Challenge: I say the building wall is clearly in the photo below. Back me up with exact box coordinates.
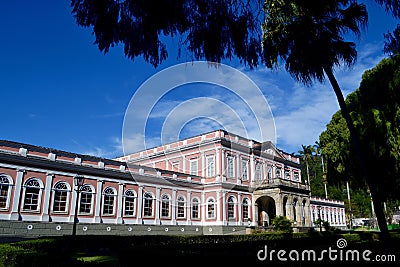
[0,132,346,236]
[310,197,347,229]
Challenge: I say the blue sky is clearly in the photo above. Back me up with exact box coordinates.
[0,1,398,159]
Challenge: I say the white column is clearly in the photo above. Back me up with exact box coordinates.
[201,192,206,225]
[221,149,226,182]
[215,149,220,181]
[250,155,255,183]
[187,191,191,225]
[94,180,103,223]
[216,191,221,224]
[41,173,54,222]
[172,189,177,225]
[137,186,144,224]
[116,183,124,224]
[201,152,205,177]
[236,155,241,184]
[222,191,226,225]
[155,187,161,225]
[238,193,242,225]
[69,183,78,223]
[10,169,25,220]
[182,155,186,173]
[252,197,258,227]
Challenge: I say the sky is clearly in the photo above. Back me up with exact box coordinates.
[0,0,398,159]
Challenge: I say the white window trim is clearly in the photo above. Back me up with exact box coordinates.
[0,174,13,210]
[102,187,117,216]
[78,184,95,215]
[21,178,44,213]
[206,155,215,177]
[123,189,137,217]
[51,181,71,214]
[189,158,198,176]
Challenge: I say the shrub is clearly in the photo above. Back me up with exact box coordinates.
[271,216,293,233]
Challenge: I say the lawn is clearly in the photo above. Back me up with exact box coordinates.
[0,230,399,266]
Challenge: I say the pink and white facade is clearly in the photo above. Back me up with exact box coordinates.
[0,130,345,236]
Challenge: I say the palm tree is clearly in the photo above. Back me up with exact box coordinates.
[314,141,328,199]
[298,144,315,188]
[261,0,389,239]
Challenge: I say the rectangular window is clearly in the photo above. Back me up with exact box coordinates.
[79,193,92,214]
[293,173,299,181]
[0,184,9,209]
[143,198,153,217]
[285,169,291,180]
[227,155,234,178]
[53,191,68,212]
[192,201,199,219]
[124,197,135,216]
[23,188,40,211]
[255,163,262,180]
[103,195,115,215]
[276,167,282,178]
[207,202,215,218]
[177,201,185,218]
[241,159,248,180]
[190,159,198,176]
[206,156,215,177]
[161,200,170,217]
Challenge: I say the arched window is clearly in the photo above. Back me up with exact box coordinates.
[52,181,70,213]
[0,174,12,209]
[143,192,153,217]
[227,196,235,219]
[242,198,250,221]
[124,189,136,216]
[103,187,116,215]
[177,196,185,218]
[161,194,170,218]
[191,198,200,219]
[79,185,94,214]
[207,198,215,219]
[22,178,42,211]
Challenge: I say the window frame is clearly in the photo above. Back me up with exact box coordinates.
[177,195,186,219]
[0,174,12,210]
[102,187,117,216]
[78,184,94,215]
[189,158,198,176]
[123,189,136,217]
[52,181,70,214]
[207,198,215,219]
[161,194,170,218]
[143,192,154,217]
[191,197,200,220]
[206,155,215,177]
[21,178,43,213]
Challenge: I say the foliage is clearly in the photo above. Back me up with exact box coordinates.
[70,0,264,68]
[261,0,367,85]
[271,215,293,233]
[320,55,400,202]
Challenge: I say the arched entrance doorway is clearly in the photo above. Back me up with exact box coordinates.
[256,196,276,227]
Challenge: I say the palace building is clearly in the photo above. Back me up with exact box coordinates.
[0,130,346,237]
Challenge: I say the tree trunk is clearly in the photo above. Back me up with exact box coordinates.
[324,67,390,241]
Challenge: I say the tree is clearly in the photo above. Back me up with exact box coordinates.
[297,144,315,187]
[314,141,328,199]
[261,0,392,239]
[374,0,400,55]
[71,0,394,238]
[70,0,264,68]
[320,55,400,232]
